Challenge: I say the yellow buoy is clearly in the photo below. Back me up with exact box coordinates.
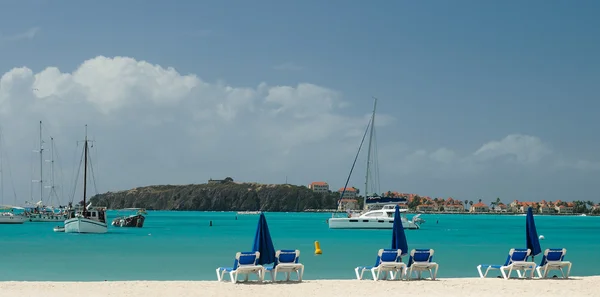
[314,241,322,255]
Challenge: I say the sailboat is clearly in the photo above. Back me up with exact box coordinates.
[64,125,107,234]
[0,128,28,224]
[28,121,68,222]
[328,98,422,229]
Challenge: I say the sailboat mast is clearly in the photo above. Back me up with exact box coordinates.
[82,125,88,214]
[39,121,44,205]
[49,137,55,204]
[364,97,377,210]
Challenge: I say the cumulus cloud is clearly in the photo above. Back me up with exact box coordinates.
[473,134,552,164]
[0,56,597,205]
[0,56,386,204]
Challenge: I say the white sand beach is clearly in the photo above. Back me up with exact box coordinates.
[0,277,596,297]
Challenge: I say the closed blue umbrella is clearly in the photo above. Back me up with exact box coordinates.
[252,212,276,265]
[526,207,542,261]
[391,205,409,256]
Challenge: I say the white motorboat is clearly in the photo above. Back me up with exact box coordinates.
[329,98,424,230]
[329,204,421,229]
[63,125,108,234]
[0,206,28,224]
[237,211,261,215]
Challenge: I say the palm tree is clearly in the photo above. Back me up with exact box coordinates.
[496,197,501,205]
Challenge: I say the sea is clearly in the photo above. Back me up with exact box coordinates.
[0,211,598,281]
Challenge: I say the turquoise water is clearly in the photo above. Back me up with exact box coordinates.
[0,211,599,281]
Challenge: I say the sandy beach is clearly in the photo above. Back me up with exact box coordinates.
[0,277,596,297]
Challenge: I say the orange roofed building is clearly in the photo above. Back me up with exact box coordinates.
[338,187,358,199]
[470,202,490,213]
[308,181,329,193]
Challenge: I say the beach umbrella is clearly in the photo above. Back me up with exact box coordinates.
[526,207,542,261]
[391,205,409,257]
[252,212,276,265]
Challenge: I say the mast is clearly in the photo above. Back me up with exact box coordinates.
[49,137,56,205]
[82,125,88,214]
[364,97,377,210]
[39,121,44,205]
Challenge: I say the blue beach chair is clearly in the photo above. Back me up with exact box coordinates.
[536,248,572,279]
[477,248,536,279]
[354,249,406,281]
[216,251,265,283]
[265,249,304,282]
[406,249,439,280]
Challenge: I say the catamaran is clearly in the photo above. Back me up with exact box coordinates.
[64,125,108,234]
[328,98,423,229]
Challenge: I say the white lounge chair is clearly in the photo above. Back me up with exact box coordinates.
[536,248,572,279]
[354,249,406,281]
[406,249,439,280]
[265,249,304,282]
[477,248,536,279]
[216,251,265,283]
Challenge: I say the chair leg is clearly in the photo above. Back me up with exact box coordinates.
[216,268,222,281]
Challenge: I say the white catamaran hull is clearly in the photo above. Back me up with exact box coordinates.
[64,217,107,233]
[0,215,28,224]
[328,217,420,229]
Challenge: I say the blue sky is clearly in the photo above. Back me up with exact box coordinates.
[0,0,599,205]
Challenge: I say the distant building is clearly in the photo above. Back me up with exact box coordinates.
[308,181,329,193]
[208,179,224,184]
[338,187,358,199]
[338,198,359,211]
[470,202,490,213]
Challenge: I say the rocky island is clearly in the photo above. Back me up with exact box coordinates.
[90,179,340,212]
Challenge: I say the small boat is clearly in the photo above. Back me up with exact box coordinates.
[112,208,147,227]
[64,126,108,234]
[53,226,65,232]
[237,211,262,215]
[0,206,28,224]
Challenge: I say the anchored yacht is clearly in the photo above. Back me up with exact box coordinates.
[329,204,422,229]
[328,98,425,230]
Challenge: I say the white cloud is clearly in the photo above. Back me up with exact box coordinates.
[0,56,597,205]
[0,56,391,204]
[0,27,40,42]
[272,62,304,71]
[473,134,552,164]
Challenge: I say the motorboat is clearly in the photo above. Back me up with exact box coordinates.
[237,211,261,215]
[328,204,422,229]
[112,208,146,227]
[0,206,28,224]
[53,225,65,232]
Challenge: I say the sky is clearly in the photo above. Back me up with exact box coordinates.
[0,0,599,206]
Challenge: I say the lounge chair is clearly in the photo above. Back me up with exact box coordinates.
[354,249,406,281]
[406,249,439,280]
[477,248,536,279]
[536,248,572,279]
[216,251,265,283]
[265,249,304,282]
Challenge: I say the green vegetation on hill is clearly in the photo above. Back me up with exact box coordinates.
[90,182,340,211]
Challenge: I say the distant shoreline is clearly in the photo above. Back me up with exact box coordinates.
[104,208,596,216]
